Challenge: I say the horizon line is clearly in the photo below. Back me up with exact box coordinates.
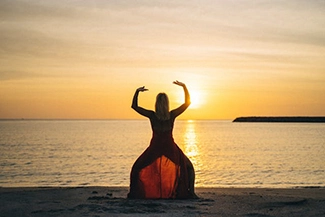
[1,116,324,121]
[0,118,234,121]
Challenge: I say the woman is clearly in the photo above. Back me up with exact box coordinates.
[128,80,197,199]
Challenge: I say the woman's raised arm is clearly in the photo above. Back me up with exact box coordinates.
[131,86,152,118]
[171,81,191,117]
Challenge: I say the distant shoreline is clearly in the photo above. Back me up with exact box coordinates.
[233,116,325,123]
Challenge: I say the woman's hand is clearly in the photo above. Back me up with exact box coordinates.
[137,86,148,92]
[173,80,186,87]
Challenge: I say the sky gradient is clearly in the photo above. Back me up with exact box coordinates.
[1,0,324,119]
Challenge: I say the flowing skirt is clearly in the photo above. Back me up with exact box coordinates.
[128,131,192,199]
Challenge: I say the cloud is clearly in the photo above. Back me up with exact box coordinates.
[0,0,88,21]
[0,70,39,81]
[0,25,89,65]
[1,0,324,75]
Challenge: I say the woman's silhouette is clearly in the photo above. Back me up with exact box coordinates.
[128,81,197,199]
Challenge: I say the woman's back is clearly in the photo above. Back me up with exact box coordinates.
[149,112,176,132]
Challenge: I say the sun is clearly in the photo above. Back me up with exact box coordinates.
[174,88,205,109]
[189,90,203,109]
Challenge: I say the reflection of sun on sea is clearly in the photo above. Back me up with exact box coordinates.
[183,121,201,179]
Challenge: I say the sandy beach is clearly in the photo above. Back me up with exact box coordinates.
[1,187,324,217]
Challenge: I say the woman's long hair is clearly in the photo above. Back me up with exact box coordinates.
[155,93,170,120]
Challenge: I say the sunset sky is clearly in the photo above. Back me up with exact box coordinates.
[1,0,324,120]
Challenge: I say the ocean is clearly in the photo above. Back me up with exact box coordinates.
[0,120,324,188]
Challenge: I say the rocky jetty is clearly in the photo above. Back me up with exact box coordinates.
[233,116,325,123]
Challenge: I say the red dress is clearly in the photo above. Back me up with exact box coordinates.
[128,114,192,199]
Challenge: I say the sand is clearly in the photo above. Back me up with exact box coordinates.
[0,187,324,217]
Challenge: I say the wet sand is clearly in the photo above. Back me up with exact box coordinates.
[1,187,324,217]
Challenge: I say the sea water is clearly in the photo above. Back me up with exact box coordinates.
[0,120,324,188]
